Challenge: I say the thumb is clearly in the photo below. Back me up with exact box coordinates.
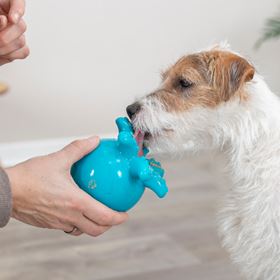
[8,0,25,24]
[59,136,100,166]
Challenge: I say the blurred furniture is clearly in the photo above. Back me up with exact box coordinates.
[0,82,8,95]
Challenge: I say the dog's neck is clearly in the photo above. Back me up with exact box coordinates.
[217,74,280,279]
[217,74,280,171]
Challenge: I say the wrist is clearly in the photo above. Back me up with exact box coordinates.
[0,167,12,226]
[5,166,21,219]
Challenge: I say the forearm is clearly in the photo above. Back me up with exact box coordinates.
[0,167,12,227]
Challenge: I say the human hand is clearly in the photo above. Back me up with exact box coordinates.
[5,136,128,237]
[0,0,29,65]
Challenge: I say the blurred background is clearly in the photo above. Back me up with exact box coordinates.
[0,0,279,279]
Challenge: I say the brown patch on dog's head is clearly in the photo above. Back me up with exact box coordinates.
[153,49,255,112]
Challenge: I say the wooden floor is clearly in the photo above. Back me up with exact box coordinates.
[0,153,244,280]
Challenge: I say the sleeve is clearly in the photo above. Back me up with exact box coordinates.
[0,167,12,227]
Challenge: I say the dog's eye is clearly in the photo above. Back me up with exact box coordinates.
[178,78,192,89]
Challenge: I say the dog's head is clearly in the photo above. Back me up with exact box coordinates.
[127,47,255,153]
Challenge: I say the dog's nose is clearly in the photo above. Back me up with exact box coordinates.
[126,102,141,119]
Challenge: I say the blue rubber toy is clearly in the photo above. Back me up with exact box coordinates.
[71,117,168,212]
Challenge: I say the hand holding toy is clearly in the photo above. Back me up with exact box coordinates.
[71,117,168,211]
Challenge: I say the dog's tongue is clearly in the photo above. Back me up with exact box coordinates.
[134,129,144,156]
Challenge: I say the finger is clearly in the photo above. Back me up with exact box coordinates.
[9,0,25,24]
[0,35,25,55]
[2,45,29,61]
[0,15,8,31]
[78,190,129,226]
[75,215,111,237]
[0,6,6,14]
[70,229,83,236]
[58,136,100,166]
[0,19,26,46]
[0,57,11,65]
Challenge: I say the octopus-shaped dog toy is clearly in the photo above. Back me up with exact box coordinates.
[71,117,168,211]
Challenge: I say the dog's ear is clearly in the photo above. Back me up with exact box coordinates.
[222,56,255,101]
[209,53,255,101]
[228,57,255,94]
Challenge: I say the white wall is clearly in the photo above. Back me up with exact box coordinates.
[0,0,279,143]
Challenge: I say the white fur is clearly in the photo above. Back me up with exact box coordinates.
[133,72,280,279]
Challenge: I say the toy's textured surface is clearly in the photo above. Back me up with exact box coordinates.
[71,117,168,211]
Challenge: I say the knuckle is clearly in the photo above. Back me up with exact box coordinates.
[89,227,105,237]
[91,231,100,237]
[17,36,25,48]
[19,20,27,32]
[19,47,29,59]
[69,197,83,212]
[70,139,83,150]
[69,139,88,154]
[61,193,81,213]
[99,211,113,226]
[18,8,25,17]
[63,216,74,226]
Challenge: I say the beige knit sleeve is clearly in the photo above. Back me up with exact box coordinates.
[0,167,12,227]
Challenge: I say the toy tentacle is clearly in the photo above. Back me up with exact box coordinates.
[148,158,164,176]
[118,131,138,156]
[130,157,168,198]
[143,147,149,156]
[144,176,168,198]
[116,117,134,133]
[130,157,152,180]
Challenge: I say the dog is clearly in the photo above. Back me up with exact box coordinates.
[126,44,280,280]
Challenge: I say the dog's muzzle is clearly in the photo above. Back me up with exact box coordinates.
[126,102,141,120]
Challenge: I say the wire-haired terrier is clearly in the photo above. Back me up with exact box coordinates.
[127,44,280,280]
